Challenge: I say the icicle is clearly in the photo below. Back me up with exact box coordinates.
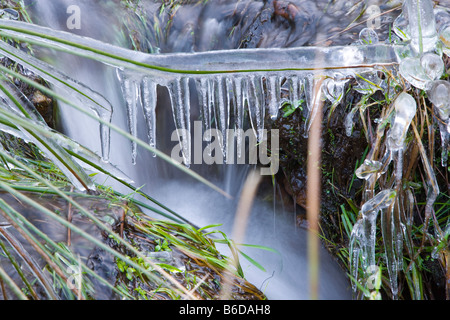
[140,77,157,157]
[205,77,216,158]
[233,77,245,160]
[303,74,324,136]
[98,111,112,163]
[350,219,365,293]
[267,75,281,121]
[303,73,314,137]
[117,69,140,165]
[380,201,400,299]
[360,189,397,268]
[213,76,227,157]
[195,78,211,141]
[288,75,300,109]
[345,106,359,137]
[225,77,235,164]
[350,190,397,297]
[168,77,191,167]
[429,80,450,120]
[287,74,306,114]
[428,80,450,166]
[322,73,348,106]
[248,75,265,141]
[437,120,450,166]
[225,77,234,132]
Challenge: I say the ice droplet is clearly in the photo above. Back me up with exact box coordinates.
[435,8,450,32]
[322,73,348,106]
[387,92,417,151]
[428,80,450,120]
[355,71,383,94]
[359,28,379,45]
[361,189,396,216]
[355,159,383,180]
[439,24,450,56]
[393,12,410,42]
[428,80,450,166]
[399,54,442,91]
[420,53,444,81]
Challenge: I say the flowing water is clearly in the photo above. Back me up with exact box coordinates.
[18,0,445,299]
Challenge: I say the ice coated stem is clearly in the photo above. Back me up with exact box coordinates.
[387,93,417,152]
[403,0,438,55]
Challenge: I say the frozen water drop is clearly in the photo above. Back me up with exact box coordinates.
[420,53,444,81]
[355,159,383,180]
[428,80,450,120]
[435,8,450,32]
[393,12,410,41]
[399,57,431,90]
[355,71,383,94]
[322,74,348,106]
[361,189,396,217]
[439,24,450,56]
[359,28,379,45]
[387,92,417,151]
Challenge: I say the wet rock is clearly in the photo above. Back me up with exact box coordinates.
[31,90,54,127]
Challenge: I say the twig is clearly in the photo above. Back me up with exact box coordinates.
[306,75,325,300]
[67,186,74,247]
[0,271,7,300]
[219,170,261,300]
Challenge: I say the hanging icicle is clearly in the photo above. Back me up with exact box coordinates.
[167,77,191,167]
